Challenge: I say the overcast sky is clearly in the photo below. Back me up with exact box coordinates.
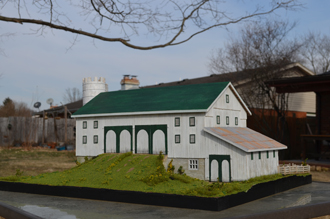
[0,0,329,111]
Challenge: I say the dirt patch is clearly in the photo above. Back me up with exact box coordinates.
[0,147,76,177]
[127,167,134,173]
[311,171,330,182]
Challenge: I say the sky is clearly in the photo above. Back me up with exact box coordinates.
[0,0,329,111]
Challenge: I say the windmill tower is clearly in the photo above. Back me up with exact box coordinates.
[82,77,108,105]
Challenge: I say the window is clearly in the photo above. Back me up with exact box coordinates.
[175,135,180,143]
[175,117,180,127]
[190,134,196,144]
[94,121,98,129]
[267,151,269,159]
[93,135,98,144]
[226,116,229,125]
[83,136,87,144]
[216,115,220,124]
[83,121,87,129]
[259,151,261,159]
[251,153,253,160]
[189,117,195,127]
[226,94,229,103]
[273,150,275,158]
[235,117,238,126]
[189,159,198,170]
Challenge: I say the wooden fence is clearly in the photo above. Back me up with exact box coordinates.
[0,117,76,146]
[277,163,310,175]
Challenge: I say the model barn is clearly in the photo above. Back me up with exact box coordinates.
[72,82,287,182]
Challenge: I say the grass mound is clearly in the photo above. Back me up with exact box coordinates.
[0,152,309,197]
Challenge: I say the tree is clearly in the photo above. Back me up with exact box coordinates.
[301,32,330,74]
[0,0,301,50]
[208,20,302,147]
[63,88,82,104]
[0,98,32,117]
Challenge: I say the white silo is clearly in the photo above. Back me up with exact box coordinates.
[83,77,108,105]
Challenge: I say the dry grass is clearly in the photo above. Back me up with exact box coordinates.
[310,171,330,183]
[0,147,76,177]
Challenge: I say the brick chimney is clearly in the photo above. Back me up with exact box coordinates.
[120,75,140,90]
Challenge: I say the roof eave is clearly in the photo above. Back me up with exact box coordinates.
[72,109,207,118]
[203,128,287,152]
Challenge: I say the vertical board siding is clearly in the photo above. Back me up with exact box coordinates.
[204,133,248,181]
[0,117,75,146]
[205,87,247,128]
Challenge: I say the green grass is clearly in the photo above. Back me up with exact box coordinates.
[0,152,310,197]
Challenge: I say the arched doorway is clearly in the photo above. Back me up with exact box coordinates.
[104,126,132,153]
[209,155,231,182]
[136,129,149,154]
[152,130,165,154]
[105,130,116,153]
[120,130,131,153]
[222,160,230,182]
[135,125,167,154]
[210,159,219,182]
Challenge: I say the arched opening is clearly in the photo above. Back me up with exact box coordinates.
[137,129,149,154]
[221,160,230,182]
[106,130,116,153]
[210,160,219,182]
[152,130,165,154]
[120,130,131,153]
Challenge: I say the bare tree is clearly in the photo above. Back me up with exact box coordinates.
[208,20,303,145]
[63,88,82,104]
[301,32,330,74]
[0,98,33,117]
[0,1,301,50]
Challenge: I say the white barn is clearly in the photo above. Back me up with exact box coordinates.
[72,82,287,182]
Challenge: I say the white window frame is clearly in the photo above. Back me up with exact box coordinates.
[83,121,87,129]
[190,134,195,144]
[189,117,195,127]
[93,121,98,129]
[226,94,229,103]
[175,117,180,127]
[93,135,98,144]
[175,135,180,144]
[189,159,198,170]
[216,115,220,124]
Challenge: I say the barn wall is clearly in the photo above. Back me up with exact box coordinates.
[205,87,247,128]
[75,112,205,158]
[163,158,205,180]
[203,132,248,181]
[246,150,279,179]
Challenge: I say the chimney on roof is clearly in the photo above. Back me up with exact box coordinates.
[120,75,140,90]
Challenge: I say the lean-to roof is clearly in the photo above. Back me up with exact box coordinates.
[204,127,287,152]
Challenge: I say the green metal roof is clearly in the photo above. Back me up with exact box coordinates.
[73,82,229,116]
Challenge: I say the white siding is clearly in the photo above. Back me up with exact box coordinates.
[204,132,248,181]
[287,92,316,113]
[76,113,205,158]
[246,150,279,179]
[205,87,247,128]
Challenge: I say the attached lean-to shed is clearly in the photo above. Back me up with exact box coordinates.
[72,82,287,182]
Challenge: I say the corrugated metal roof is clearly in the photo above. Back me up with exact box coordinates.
[204,127,287,152]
